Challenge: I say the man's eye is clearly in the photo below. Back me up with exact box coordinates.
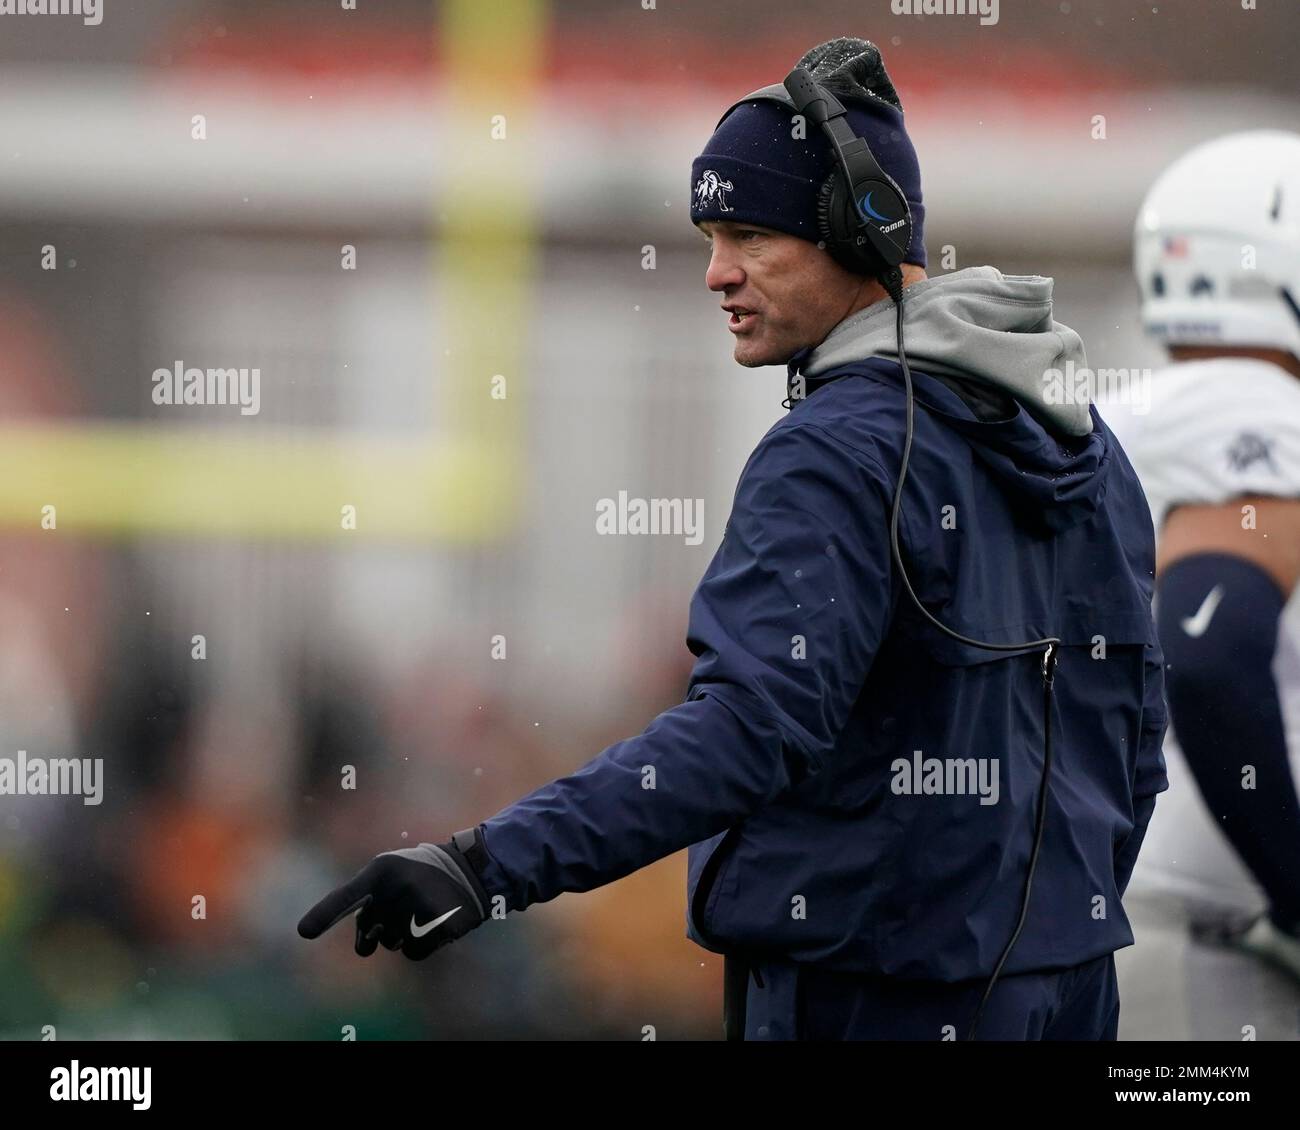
[737,230,761,241]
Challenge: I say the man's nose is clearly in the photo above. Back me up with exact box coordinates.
[705,245,744,292]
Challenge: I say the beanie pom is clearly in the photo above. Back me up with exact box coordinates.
[795,36,901,112]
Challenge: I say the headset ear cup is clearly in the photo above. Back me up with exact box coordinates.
[871,175,913,269]
[818,171,876,277]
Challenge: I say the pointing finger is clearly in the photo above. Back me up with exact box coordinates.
[298,871,375,939]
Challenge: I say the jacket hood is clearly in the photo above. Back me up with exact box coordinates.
[802,265,1093,437]
[791,267,1112,536]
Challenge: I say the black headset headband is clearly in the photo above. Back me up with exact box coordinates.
[722,67,912,297]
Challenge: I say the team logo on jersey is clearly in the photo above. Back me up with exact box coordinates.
[1226,431,1279,474]
[694,169,735,213]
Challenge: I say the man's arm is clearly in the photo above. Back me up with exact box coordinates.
[1114,495,1300,898]
[476,421,898,913]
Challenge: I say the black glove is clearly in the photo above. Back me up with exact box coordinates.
[298,827,492,960]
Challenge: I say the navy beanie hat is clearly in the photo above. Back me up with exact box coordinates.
[690,37,926,268]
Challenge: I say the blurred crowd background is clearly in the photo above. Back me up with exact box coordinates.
[0,0,1297,1040]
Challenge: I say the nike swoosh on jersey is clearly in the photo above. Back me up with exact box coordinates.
[1181,584,1225,638]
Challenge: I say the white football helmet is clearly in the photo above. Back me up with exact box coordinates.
[1135,130,1300,357]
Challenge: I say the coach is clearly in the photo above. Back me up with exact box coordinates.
[299,37,1168,1041]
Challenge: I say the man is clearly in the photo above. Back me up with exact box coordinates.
[299,37,1168,1041]
[1102,130,1300,982]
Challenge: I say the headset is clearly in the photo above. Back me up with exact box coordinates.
[747,67,1064,1040]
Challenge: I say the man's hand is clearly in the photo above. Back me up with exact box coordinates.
[298,834,491,960]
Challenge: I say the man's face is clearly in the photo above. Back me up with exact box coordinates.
[698,220,868,367]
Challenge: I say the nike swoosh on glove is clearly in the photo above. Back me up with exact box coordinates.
[297,834,491,960]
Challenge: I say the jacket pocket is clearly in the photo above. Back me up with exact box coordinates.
[904,605,1153,668]
[689,825,744,950]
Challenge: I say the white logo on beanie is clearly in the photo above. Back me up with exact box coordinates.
[694,169,734,212]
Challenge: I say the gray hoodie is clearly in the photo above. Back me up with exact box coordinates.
[802,265,1093,437]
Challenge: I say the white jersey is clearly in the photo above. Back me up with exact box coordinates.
[1099,357,1300,912]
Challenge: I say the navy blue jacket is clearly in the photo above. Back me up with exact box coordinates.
[475,353,1168,981]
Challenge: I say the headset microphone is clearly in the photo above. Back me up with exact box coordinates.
[780,65,1063,1042]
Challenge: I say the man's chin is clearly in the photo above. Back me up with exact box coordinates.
[732,337,784,368]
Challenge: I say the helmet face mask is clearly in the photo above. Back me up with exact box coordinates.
[1135,129,1300,359]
